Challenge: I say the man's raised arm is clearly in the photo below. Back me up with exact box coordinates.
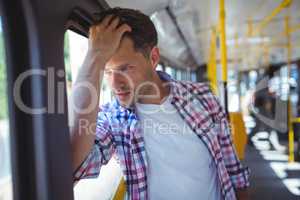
[69,15,131,173]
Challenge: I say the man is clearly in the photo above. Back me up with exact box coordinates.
[70,7,250,200]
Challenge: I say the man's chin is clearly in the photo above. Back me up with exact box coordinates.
[116,96,134,108]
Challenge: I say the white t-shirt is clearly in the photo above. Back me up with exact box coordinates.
[135,94,222,200]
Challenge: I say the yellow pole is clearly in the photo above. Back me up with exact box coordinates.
[220,0,227,83]
[247,18,253,37]
[260,32,270,66]
[279,23,300,36]
[219,0,228,112]
[254,0,292,35]
[292,118,300,123]
[288,24,300,34]
[285,15,295,163]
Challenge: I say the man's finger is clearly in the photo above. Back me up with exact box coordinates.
[116,24,132,37]
[89,26,96,38]
[108,17,120,30]
[100,15,114,28]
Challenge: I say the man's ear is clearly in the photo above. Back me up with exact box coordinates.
[149,47,160,69]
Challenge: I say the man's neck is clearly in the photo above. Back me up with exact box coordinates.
[137,74,170,105]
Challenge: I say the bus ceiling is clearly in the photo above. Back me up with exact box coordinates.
[103,0,300,71]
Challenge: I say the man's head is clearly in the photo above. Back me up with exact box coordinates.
[95,8,162,107]
[95,7,158,58]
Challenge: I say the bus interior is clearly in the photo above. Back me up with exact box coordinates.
[0,0,299,200]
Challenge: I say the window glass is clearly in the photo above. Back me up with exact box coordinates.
[165,66,174,78]
[64,30,122,200]
[191,71,197,82]
[0,17,13,200]
[228,69,240,112]
[176,69,182,80]
[156,64,163,71]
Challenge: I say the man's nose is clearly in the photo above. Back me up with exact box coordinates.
[111,71,126,88]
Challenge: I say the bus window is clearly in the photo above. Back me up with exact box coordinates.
[191,71,197,82]
[156,63,163,71]
[165,66,176,79]
[64,30,113,105]
[64,30,122,200]
[0,17,13,200]
[228,69,240,112]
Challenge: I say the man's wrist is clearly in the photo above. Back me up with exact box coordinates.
[86,49,110,64]
[83,51,107,72]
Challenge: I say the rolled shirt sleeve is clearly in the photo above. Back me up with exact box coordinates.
[73,108,115,181]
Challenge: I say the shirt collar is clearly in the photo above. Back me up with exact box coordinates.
[112,70,179,113]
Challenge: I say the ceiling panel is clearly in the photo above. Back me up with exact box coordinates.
[107,0,169,15]
[103,0,300,70]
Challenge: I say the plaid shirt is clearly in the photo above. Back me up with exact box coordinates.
[74,71,250,200]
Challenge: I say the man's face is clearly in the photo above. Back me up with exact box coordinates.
[104,37,156,107]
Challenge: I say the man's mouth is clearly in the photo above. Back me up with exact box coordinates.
[115,91,131,99]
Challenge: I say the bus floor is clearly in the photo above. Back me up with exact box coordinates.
[243,133,300,200]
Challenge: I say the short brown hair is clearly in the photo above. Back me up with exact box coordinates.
[95,7,158,58]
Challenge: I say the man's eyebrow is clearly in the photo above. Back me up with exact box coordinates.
[106,63,132,70]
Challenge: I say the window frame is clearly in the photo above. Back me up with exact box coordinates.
[0,0,109,200]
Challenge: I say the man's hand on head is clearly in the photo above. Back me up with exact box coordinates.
[88,15,132,63]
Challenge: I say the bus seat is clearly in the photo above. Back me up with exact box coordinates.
[229,112,248,160]
[113,177,126,200]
